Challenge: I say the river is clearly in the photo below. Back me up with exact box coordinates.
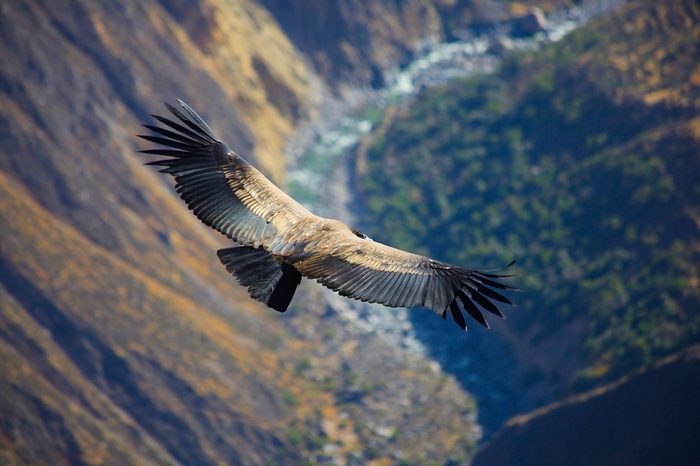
[284,0,627,437]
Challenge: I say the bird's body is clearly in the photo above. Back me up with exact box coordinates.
[139,100,517,330]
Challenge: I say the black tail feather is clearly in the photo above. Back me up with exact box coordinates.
[217,246,301,312]
[267,264,302,312]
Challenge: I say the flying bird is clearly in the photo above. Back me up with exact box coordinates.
[138,100,518,330]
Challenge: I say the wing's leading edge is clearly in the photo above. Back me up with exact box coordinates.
[139,100,518,330]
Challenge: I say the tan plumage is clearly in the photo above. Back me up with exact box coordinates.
[139,100,517,330]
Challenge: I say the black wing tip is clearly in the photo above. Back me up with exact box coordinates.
[459,288,499,329]
[138,99,222,163]
[163,99,219,142]
[159,99,189,119]
[426,261,520,330]
[142,124,165,133]
[475,259,518,277]
[164,101,179,114]
[449,301,467,331]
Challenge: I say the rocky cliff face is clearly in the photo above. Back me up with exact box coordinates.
[0,172,305,465]
[0,0,484,464]
[259,0,574,91]
[259,0,447,89]
[0,0,317,184]
[0,1,314,464]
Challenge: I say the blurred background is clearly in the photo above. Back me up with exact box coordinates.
[1,0,699,465]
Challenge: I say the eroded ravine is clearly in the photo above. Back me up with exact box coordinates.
[285,0,628,437]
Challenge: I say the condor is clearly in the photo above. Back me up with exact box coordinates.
[139,100,518,330]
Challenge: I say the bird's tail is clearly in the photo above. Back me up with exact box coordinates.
[217,246,301,312]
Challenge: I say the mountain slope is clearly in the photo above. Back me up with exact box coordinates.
[355,0,700,429]
[0,0,484,464]
[0,171,305,465]
[472,344,700,466]
[260,0,574,90]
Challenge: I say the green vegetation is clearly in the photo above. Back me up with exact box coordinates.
[358,0,700,387]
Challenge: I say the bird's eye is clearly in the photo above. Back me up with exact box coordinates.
[351,228,367,239]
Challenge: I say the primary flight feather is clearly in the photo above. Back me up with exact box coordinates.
[138,100,518,331]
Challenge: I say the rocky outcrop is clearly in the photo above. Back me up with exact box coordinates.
[258,0,574,91]
[258,0,447,90]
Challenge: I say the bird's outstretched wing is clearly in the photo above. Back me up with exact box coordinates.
[138,99,310,248]
[139,100,518,329]
[293,226,518,330]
